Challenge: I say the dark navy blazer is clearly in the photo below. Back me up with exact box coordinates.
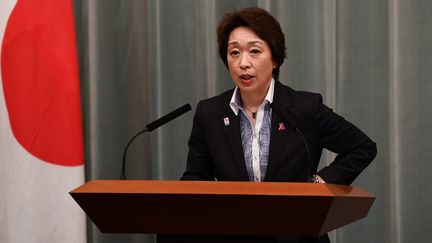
[182,80,377,185]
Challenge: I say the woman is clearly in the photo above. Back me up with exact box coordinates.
[180,7,377,243]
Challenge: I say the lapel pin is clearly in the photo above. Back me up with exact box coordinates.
[223,117,230,126]
[278,122,285,131]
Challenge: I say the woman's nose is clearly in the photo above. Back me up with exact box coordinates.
[239,54,251,69]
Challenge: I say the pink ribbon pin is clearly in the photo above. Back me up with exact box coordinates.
[278,122,285,131]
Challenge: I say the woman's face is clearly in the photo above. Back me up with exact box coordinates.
[227,26,275,96]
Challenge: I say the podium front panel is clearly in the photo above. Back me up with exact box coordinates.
[70,180,375,236]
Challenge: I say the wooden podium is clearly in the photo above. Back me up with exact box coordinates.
[70,180,374,237]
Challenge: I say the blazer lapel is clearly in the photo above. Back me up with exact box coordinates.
[220,99,250,181]
[264,80,296,181]
[264,110,290,181]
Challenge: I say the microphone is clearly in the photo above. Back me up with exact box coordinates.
[120,104,192,180]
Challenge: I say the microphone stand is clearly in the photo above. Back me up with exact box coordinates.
[120,128,149,180]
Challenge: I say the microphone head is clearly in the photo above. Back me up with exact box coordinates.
[146,103,191,131]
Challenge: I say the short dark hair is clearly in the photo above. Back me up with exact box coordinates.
[216,7,286,77]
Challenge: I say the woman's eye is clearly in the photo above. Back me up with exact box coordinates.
[251,49,261,55]
[230,50,240,57]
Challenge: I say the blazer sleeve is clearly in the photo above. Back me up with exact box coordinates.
[181,101,215,181]
[313,95,377,185]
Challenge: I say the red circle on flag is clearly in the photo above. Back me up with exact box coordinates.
[1,0,84,166]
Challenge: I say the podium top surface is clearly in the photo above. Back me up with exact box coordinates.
[71,180,372,197]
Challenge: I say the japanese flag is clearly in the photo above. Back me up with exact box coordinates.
[1,0,86,242]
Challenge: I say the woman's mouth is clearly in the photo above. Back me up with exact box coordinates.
[240,74,255,84]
